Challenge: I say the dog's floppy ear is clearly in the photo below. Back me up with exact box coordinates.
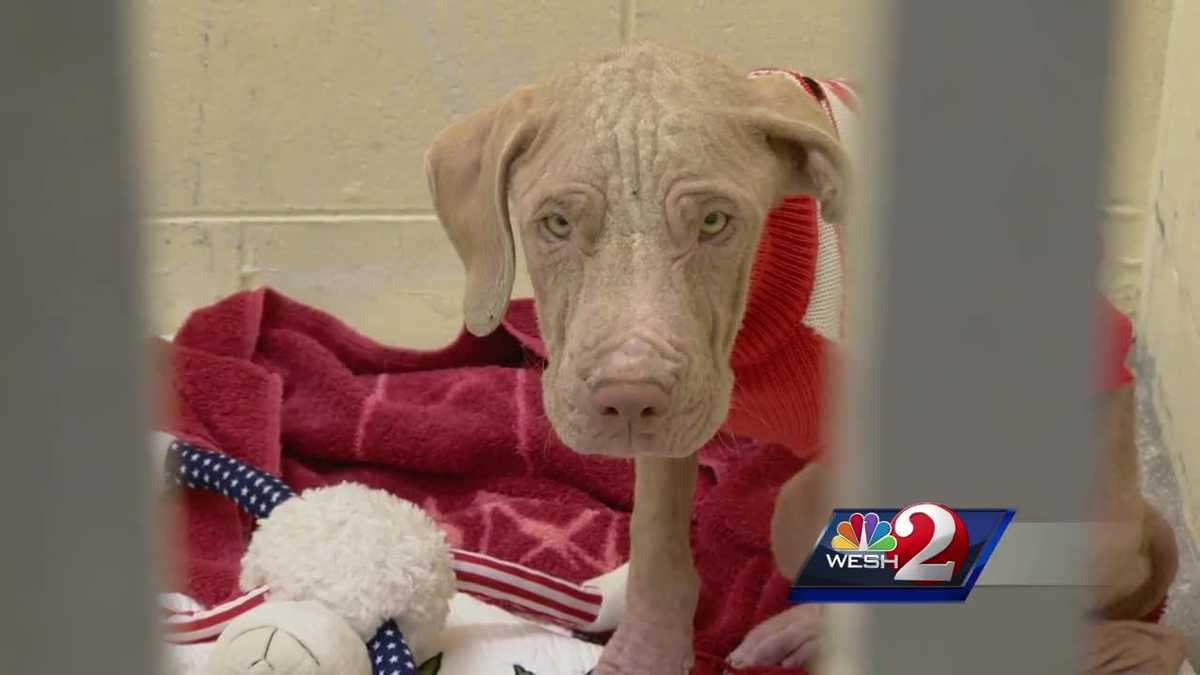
[740,73,851,222]
[425,87,541,336]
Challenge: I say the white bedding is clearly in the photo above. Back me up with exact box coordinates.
[164,592,602,675]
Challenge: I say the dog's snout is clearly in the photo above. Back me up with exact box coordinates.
[591,382,668,426]
[583,336,679,441]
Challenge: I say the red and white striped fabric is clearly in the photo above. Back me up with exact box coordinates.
[162,549,605,645]
[450,549,605,629]
[162,585,270,645]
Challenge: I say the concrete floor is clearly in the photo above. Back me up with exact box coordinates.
[1136,342,1200,664]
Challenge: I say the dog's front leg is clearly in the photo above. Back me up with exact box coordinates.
[594,454,700,675]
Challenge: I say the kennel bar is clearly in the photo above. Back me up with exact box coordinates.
[832,2,1114,674]
[0,2,158,674]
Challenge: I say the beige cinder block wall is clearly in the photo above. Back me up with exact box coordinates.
[1101,0,1174,317]
[134,0,868,348]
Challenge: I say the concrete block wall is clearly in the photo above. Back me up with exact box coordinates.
[1100,0,1174,316]
[133,0,867,347]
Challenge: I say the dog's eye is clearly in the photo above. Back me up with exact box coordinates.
[542,213,572,239]
[700,210,730,238]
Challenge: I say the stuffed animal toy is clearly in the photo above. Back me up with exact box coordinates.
[162,439,457,675]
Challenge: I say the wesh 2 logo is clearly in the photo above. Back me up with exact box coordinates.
[825,506,967,580]
[791,503,1013,602]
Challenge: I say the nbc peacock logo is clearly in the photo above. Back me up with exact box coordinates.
[831,512,897,552]
[826,511,900,570]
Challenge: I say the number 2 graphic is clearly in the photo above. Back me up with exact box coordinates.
[893,503,957,582]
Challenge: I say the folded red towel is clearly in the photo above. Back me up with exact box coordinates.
[159,288,811,666]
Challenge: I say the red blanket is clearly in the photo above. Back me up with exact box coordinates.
[159,288,811,670]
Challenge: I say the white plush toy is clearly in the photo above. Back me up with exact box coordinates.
[161,437,456,675]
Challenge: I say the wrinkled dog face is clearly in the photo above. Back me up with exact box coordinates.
[510,61,784,457]
[426,45,846,458]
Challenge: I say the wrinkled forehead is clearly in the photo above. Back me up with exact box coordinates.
[523,102,768,204]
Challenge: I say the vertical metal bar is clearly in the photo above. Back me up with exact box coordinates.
[840,2,1114,673]
[0,2,157,673]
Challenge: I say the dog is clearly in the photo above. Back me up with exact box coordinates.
[425,42,1181,674]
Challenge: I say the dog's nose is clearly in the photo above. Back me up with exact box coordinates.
[591,382,668,429]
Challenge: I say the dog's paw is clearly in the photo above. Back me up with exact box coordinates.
[591,621,694,675]
[207,601,372,675]
[728,603,822,669]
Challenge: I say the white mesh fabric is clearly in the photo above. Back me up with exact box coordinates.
[802,77,858,344]
[802,213,844,342]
